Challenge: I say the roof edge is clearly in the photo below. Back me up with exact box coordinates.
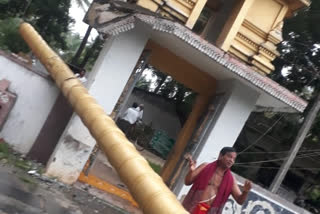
[86,9,308,112]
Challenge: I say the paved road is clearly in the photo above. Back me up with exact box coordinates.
[0,164,127,214]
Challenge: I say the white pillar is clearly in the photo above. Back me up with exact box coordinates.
[45,24,151,184]
[177,80,260,198]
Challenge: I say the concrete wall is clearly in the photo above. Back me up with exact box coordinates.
[196,81,260,166]
[171,81,310,213]
[223,174,312,214]
[124,88,182,139]
[45,24,151,184]
[176,80,260,197]
[0,52,59,154]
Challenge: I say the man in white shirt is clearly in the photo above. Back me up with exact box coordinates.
[136,104,144,122]
[117,103,140,137]
[75,71,87,83]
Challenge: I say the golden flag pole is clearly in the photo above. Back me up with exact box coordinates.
[19,22,188,214]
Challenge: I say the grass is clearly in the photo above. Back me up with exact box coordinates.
[0,140,42,172]
[147,161,162,175]
[0,141,9,158]
[18,175,36,185]
[0,140,38,186]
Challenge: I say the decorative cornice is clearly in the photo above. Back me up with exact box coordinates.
[177,0,195,9]
[235,32,278,61]
[236,32,259,50]
[242,20,268,40]
[259,46,277,58]
[91,13,307,112]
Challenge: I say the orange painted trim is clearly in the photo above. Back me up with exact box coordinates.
[78,172,139,207]
[145,40,216,95]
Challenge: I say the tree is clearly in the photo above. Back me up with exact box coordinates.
[27,0,75,51]
[152,68,167,94]
[0,0,27,19]
[230,3,320,212]
[71,26,93,66]
[70,0,93,66]
[270,2,320,98]
[79,37,104,70]
[73,0,90,11]
[265,0,320,206]
[269,1,320,146]
[136,72,153,91]
[0,17,29,53]
[136,67,196,125]
[269,92,320,193]
[0,0,97,68]
[60,32,83,62]
[0,0,75,53]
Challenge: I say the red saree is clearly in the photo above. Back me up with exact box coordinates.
[182,161,234,214]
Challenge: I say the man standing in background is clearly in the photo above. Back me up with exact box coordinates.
[117,103,140,137]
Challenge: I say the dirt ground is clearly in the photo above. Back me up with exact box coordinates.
[0,161,135,214]
[0,141,163,214]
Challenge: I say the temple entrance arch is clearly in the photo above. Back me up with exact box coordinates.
[144,40,216,182]
[80,38,217,202]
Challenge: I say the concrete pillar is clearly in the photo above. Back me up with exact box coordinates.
[161,94,210,182]
[176,80,260,198]
[45,24,151,184]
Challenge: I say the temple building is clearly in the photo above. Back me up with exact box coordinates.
[0,0,312,213]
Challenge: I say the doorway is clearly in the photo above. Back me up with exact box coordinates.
[78,39,217,205]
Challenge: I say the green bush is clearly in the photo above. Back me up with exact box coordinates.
[148,161,162,175]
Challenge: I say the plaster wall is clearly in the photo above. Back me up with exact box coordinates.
[221,174,312,214]
[0,54,59,154]
[45,25,151,184]
[177,80,259,197]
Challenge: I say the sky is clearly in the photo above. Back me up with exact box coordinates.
[68,1,159,82]
[68,1,157,82]
[69,2,98,40]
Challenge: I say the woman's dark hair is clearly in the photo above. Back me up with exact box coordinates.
[220,147,236,156]
[132,102,138,108]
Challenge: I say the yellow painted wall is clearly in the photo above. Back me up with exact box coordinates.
[218,0,308,75]
[246,0,285,32]
[137,0,207,28]
[134,0,309,75]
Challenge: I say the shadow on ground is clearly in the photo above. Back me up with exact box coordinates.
[0,164,131,214]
